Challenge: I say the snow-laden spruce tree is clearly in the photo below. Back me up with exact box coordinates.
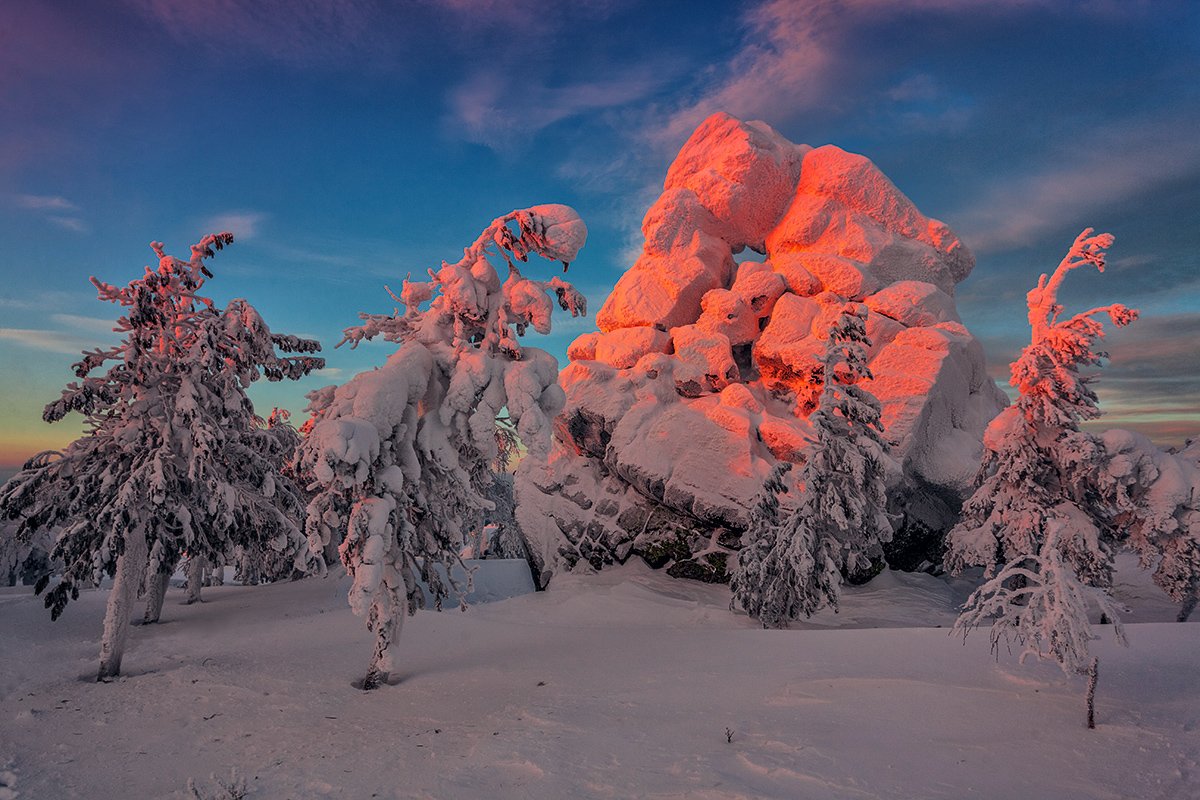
[0,234,324,679]
[1,515,55,587]
[226,408,313,588]
[1088,429,1200,622]
[732,303,891,627]
[945,229,1138,727]
[299,204,587,689]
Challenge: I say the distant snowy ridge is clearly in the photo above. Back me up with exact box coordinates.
[516,112,1008,586]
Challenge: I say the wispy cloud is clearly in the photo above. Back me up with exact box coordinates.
[202,210,268,241]
[886,74,941,104]
[424,0,634,41]
[0,328,99,356]
[255,235,414,282]
[446,66,668,151]
[950,116,1200,255]
[6,192,89,233]
[0,313,122,355]
[50,314,118,335]
[0,291,90,312]
[123,0,392,67]
[651,0,1005,149]
[653,0,837,148]
[879,74,976,136]
[46,215,90,233]
[13,194,77,211]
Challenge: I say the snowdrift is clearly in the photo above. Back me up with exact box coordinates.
[0,560,1193,799]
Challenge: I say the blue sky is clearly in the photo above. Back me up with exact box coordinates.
[1,0,1198,465]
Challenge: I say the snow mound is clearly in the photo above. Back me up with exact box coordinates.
[517,113,1007,586]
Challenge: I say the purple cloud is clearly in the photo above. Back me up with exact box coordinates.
[122,0,391,66]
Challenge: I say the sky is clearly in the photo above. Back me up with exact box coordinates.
[1,0,1197,468]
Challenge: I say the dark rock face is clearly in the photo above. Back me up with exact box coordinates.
[557,408,612,459]
[667,552,730,583]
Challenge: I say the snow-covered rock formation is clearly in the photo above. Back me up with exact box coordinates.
[516,113,1007,586]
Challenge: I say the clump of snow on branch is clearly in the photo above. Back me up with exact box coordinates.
[0,234,324,679]
[299,204,587,689]
[946,229,1137,677]
[733,304,891,626]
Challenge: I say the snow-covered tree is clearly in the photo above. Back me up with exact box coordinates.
[0,234,324,679]
[945,229,1138,727]
[211,408,314,589]
[732,303,891,627]
[1093,428,1200,622]
[299,205,587,689]
[1,516,55,588]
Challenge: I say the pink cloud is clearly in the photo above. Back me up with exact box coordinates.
[653,0,1014,149]
[653,0,834,148]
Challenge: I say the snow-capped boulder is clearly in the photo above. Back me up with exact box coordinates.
[664,113,808,250]
[730,261,788,318]
[592,327,673,370]
[865,281,960,328]
[517,113,1007,585]
[696,289,759,346]
[668,325,739,397]
[595,231,734,332]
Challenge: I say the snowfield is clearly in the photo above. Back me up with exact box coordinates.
[0,559,1196,800]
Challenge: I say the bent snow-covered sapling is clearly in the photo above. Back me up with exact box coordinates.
[300,205,587,689]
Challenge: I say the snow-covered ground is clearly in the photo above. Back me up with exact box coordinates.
[0,558,1196,799]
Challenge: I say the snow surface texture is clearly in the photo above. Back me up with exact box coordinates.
[517,113,1007,586]
[0,558,1194,799]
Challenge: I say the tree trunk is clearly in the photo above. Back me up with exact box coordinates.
[362,599,405,691]
[323,536,342,571]
[1178,593,1197,623]
[143,569,169,624]
[98,528,150,680]
[1085,657,1099,729]
[185,556,205,604]
[235,547,258,586]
